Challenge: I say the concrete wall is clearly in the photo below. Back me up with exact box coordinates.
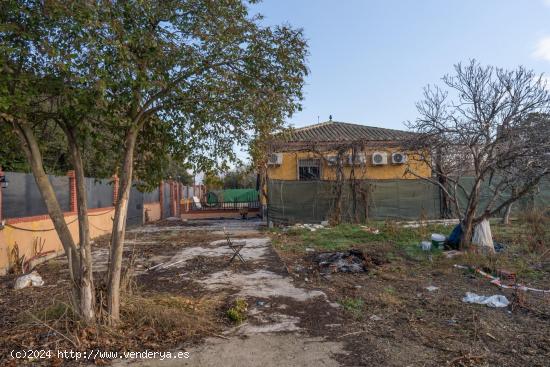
[0,208,115,275]
[0,174,188,275]
[267,149,431,181]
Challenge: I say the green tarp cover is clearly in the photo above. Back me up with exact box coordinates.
[207,189,259,204]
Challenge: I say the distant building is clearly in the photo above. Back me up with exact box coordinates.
[266,120,431,181]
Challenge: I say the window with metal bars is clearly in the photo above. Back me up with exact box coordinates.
[298,159,321,181]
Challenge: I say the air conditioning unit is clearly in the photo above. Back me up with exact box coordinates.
[267,153,283,165]
[372,152,388,165]
[326,155,339,166]
[348,153,367,166]
[391,152,407,164]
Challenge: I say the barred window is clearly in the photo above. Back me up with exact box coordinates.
[298,159,321,181]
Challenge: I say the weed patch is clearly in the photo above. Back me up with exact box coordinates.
[122,294,219,334]
[226,298,248,324]
[339,297,364,318]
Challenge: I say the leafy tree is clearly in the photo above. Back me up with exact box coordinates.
[1,0,307,323]
[222,165,257,189]
[406,60,550,248]
[203,171,224,191]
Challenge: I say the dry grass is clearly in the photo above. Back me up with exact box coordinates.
[10,290,222,355]
[517,209,549,253]
[122,293,220,335]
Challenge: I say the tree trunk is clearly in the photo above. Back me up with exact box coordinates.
[460,213,475,249]
[501,187,516,225]
[259,163,268,220]
[12,122,81,281]
[66,131,95,323]
[107,129,138,324]
[460,179,482,249]
[502,202,513,225]
[332,155,344,225]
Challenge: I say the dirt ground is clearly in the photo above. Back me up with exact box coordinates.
[1,218,549,366]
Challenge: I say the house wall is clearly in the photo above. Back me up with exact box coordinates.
[267,149,431,181]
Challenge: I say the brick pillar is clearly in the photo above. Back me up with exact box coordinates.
[176,183,181,216]
[159,181,164,219]
[171,181,176,217]
[67,170,77,213]
[0,166,3,223]
[112,174,119,206]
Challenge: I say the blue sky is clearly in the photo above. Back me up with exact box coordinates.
[251,0,550,130]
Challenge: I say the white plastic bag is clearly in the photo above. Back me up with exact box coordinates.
[472,219,495,253]
[14,271,44,289]
[462,292,509,308]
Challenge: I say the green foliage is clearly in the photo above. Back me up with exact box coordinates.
[223,166,257,189]
[1,0,308,182]
[271,222,452,256]
[204,172,224,190]
[226,298,248,324]
[339,297,364,318]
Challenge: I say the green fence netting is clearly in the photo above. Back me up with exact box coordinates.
[267,179,440,224]
[267,178,550,224]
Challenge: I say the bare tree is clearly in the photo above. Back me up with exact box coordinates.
[406,60,550,247]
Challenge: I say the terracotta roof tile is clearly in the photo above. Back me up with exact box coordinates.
[285,121,412,142]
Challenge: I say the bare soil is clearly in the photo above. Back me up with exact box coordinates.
[1,219,548,366]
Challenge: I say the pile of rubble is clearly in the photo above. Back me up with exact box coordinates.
[314,249,368,274]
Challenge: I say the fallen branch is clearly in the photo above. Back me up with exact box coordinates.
[337,330,367,338]
[25,311,79,348]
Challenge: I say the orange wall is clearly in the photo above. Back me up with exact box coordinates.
[144,202,161,223]
[267,149,431,181]
[0,208,115,275]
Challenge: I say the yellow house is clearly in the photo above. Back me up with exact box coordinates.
[267,120,431,181]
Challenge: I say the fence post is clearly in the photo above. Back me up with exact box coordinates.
[176,181,180,217]
[159,180,164,219]
[112,174,119,206]
[67,170,77,213]
[180,183,183,214]
[0,166,3,223]
[170,181,175,217]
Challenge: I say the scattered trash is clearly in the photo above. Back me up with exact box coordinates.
[425,286,439,292]
[462,292,509,308]
[305,248,315,252]
[494,242,505,253]
[443,250,463,258]
[431,233,446,249]
[454,264,550,294]
[397,219,459,228]
[315,250,368,274]
[370,315,382,321]
[14,271,44,289]
[446,223,463,249]
[320,220,329,226]
[292,223,326,231]
[420,241,432,251]
[256,300,267,307]
[360,226,380,234]
[496,269,516,285]
[472,219,495,253]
